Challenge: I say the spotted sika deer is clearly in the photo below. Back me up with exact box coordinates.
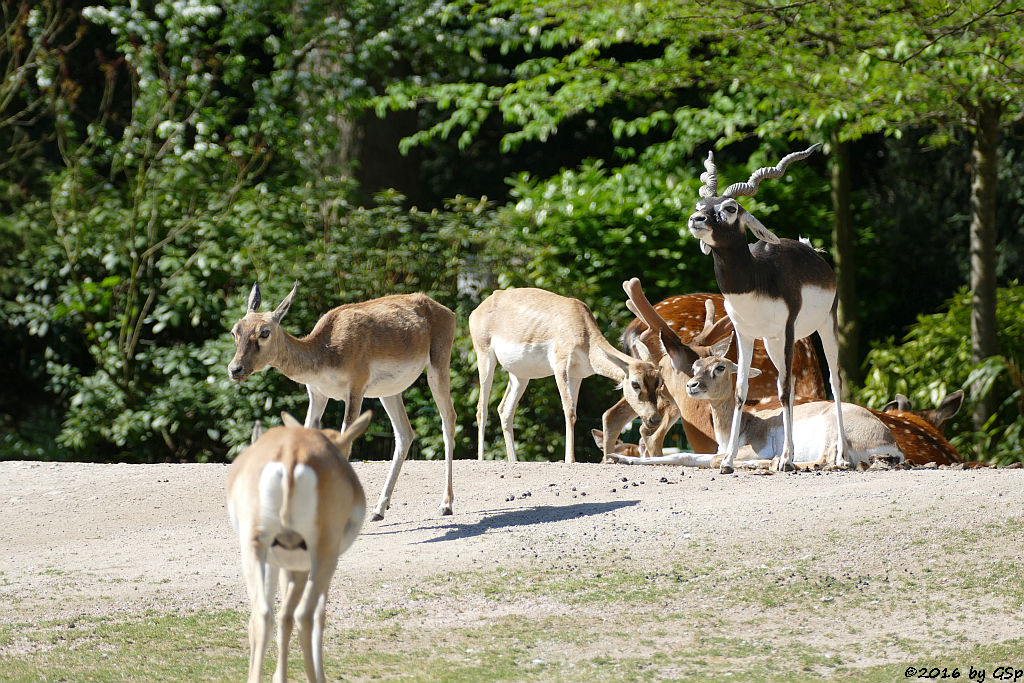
[687,143,850,473]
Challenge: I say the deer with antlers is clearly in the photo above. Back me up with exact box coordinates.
[686,143,851,473]
[227,283,457,521]
[873,390,965,465]
[610,281,903,468]
[616,292,825,456]
[469,287,665,463]
[228,410,371,683]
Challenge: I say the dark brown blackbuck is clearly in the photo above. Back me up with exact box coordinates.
[686,143,850,473]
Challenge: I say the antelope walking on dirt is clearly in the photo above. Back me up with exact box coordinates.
[228,411,371,683]
[469,287,664,463]
[687,143,850,473]
[227,283,457,520]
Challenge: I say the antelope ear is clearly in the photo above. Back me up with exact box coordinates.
[748,366,763,378]
[935,390,964,421]
[271,283,298,323]
[590,429,604,449]
[709,335,732,358]
[740,211,780,244]
[281,412,302,428]
[699,240,712,255]
[335,411,373,451]
[250,420,264,444]
[247,282,262,312]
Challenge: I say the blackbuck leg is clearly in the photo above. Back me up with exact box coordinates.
[555,363,583,463]
[764,332,799,471]
[426,359,456,515]
[474,346,497,460]
[276,569,306,683]
[721,332,755,473]
[298,558,338,683]
[601,397,639,461]
[498,374,530,462]
[305,386,330,429]
[372,393,416,521]
[819,306,848,466]
[240,541,275,683]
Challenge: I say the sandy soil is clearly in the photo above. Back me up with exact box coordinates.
[2,458,1023,630]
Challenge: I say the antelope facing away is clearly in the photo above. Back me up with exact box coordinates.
[618,291,825,456]
[469,287,664,463]
[612,337,905,469]
[227,283,457,521]
[687,143,851,473]
[227,410,371,683]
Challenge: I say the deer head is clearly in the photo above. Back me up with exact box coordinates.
[687,144,821,255]
[227,282,298,381]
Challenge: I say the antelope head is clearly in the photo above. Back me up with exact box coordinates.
[687,143,821,255]
[685,337,760,402]
[227,282,297,381]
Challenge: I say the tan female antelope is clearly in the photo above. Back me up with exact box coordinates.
[227,411,371,683]
[469,287,664,463]
[228,283,456,520]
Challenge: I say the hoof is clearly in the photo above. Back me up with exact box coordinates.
[371,512,384,522]
[720,465,734,475]
[440,506,453,516]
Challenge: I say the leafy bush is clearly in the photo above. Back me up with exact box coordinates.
[855,282,1024,464]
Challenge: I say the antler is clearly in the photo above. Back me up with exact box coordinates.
[721,143,822,198]
[698,151,718,199]
[623,278,683,347]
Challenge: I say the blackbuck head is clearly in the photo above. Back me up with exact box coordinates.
[687,143,822,255]
[227,282,297,381]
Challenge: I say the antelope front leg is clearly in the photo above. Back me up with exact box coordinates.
[600,398,636,463]
[720,333,754,474]
[371,393,414,521]
[554,366,583,464]
[304,386,330,429]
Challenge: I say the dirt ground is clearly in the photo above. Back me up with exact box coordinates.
[2,457,1024,662]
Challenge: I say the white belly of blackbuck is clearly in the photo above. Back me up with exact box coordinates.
[724,286,836,342]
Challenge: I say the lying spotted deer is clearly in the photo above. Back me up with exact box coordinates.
[228,283,456,521]
[227,410,371,683]
[469,287,664,463]
[873,390,965,465]
[617,292,825,456]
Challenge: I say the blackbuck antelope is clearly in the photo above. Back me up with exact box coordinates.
[687,143,850,473]
[227,283,457,521]
[469,287,664,463]
[612,337,905,469]
[619,292,825,455]
[227,411,371,683]
[873,390,965,465]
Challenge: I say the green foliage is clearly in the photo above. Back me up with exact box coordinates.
[856,283,1024,464]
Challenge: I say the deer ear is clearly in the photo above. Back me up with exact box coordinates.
[247,282,262,312]
[934,390,964,422]
[281,412,302,428]
[271,283,298,323]
[590,429,604,449]
[662,329,697,373]
[632,338,654,363]
[709,335,732,358]
[740,211,780,244]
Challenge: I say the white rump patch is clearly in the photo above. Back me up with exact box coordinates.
[258,462,319,571]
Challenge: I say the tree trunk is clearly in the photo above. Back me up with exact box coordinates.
[969,99,1001,430]
[830,135,859,396]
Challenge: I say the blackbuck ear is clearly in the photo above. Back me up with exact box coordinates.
[250,421,264,444]
[271,283,298,324]
[247,282,262,312]
[281,412,302,428]
[739,211,780,244]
